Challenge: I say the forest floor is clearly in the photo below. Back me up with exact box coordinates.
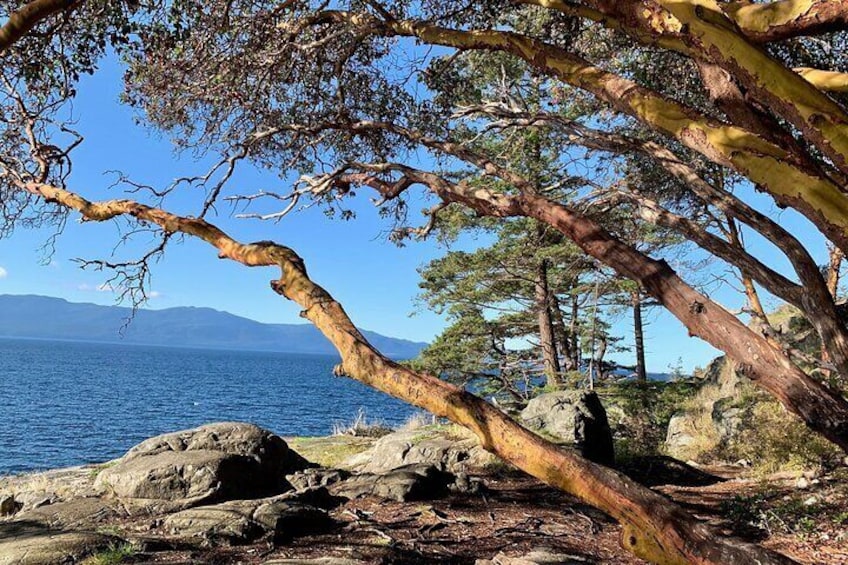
[127,461,848,564]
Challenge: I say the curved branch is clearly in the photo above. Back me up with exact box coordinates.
[20,179,796,565]
[0,0,79,54]
[297,11,848,252]
[724,0,848,42]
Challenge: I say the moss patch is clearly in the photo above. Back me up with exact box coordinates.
[285,436,376,469]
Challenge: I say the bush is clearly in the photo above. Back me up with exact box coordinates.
[720,399,842,474]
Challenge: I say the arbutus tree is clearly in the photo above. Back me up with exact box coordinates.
[107,0,848,451]
[2,0,848,563]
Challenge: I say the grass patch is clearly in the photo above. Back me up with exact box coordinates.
[82,542,136,565]
[331,408,394,438]
[286,435,376,469]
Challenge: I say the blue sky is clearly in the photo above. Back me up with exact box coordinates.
[0,55,833,373]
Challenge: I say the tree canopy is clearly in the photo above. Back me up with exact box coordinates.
[4,1,848,563]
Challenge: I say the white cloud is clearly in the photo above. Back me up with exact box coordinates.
[148,291,162,299]
[0,267,7,279]
[77,282,114,292]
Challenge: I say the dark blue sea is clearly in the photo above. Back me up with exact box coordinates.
[0,338,418,475]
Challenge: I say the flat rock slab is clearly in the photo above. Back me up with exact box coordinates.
[264,559,367,565]
[332,463,459,502]
[163,496,334,545]
[287,468,351,490]
[13,497,120,529]
[0,465,104,514]
[0,522,119,565]
[476,549,596,564]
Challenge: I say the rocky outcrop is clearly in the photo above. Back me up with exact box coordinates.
[664,357,752,461]
[0,422,507,563]
[95,422,310,505]
[520,391,615,465]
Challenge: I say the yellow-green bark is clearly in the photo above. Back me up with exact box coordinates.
[309,12,848,249]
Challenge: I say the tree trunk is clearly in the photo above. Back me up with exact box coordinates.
[341,160,848,452]
[571,291,581,371]
[535,258,561,387]
[826,245,844,300]
[632,289,647,383]
[551,293,577,372]
[823,245,846,372]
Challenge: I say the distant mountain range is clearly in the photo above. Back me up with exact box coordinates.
[0,295,427,359]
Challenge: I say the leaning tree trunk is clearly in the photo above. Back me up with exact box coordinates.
[535,258,561,387]
[26,182,798,565]
[632,289,647,383]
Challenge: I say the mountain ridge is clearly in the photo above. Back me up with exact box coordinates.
[0,294,427,358]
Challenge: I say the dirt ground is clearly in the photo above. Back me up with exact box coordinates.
[123,463,848,565]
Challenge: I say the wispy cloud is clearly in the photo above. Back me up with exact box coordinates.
[148,290,162,299]
[0,266,8,279]
[77,282,114,292]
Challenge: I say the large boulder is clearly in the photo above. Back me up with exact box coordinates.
[520,391,615,465]
[96,422,310,505]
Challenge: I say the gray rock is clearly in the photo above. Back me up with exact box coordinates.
[664,356,755,460]
[0,522,119,565]
[262,557,368,565]
[476,549,594,564]
[520,391,615,465]
[124,422,308,473]
[97,449,261,505]
[333,463,458,502]
[346,428,495,474]
[163,498,333,545]
[287,467,350,490]
[96,422,310,504]
[163,500,265,545]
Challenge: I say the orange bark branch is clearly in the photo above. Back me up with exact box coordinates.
[22,179,797,565]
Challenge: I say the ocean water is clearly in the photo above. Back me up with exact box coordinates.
[0,338,418,475]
